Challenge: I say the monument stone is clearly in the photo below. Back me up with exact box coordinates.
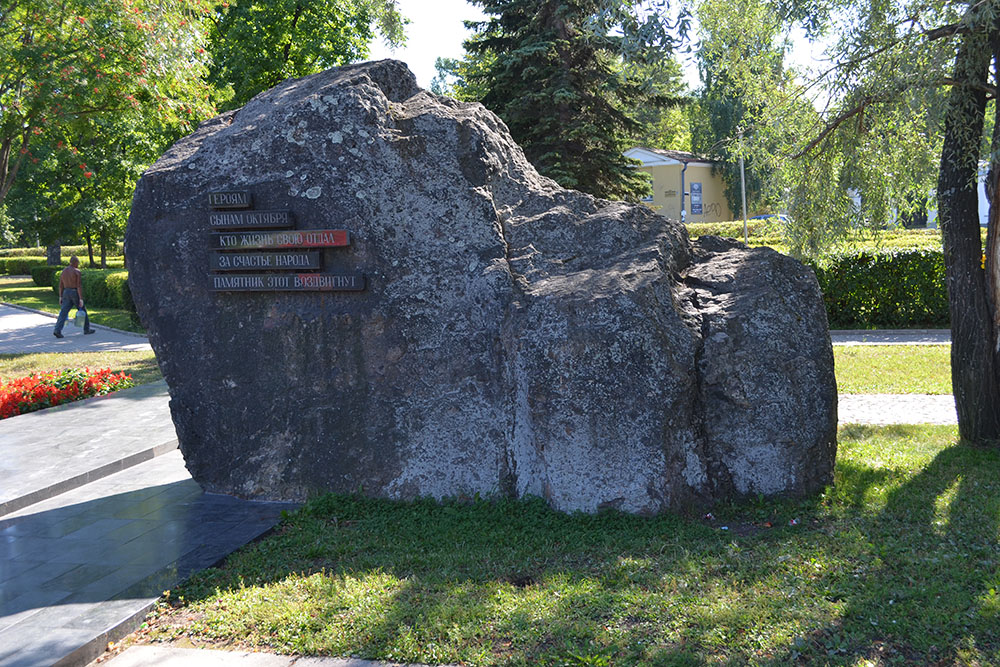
[125,60,837,514]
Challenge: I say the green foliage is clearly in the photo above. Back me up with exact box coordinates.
[811,249,949,328]
[0,275,142,332]
[0,0,215,208]
[464,0,670,201]
[692,0,793,217]
[688,0,954,258]
[0,257,48,276]
[29,264,61,286]
[0,243,122,258]
[46,268,135,312]
[207,0,406,110]
[623,58,691,151]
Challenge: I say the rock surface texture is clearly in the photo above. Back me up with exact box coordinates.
[126,60,837,513]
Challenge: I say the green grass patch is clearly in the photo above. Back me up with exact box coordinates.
[142,425,999,665]
[0,275,143,333]
[834,345,952,395]
[0,351,161,386]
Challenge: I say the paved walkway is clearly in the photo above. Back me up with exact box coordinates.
[0,303,151,354]
[0,384,296,667]
[830,328,950,345]
[839,394,957,425]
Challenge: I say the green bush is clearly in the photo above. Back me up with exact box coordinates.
[31,265,63,287]
[810,249,949,328]
[1,256,49,275]
[0,243,124,259]
[0,247,46,258]
[49,268,136,313]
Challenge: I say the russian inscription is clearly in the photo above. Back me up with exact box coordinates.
[212,229,350,249]
[211,251,320,271]
[207,191,252,209]
[209,210,294,229]
[210,272,365,291]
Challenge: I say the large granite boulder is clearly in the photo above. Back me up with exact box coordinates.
[126,60,837,514]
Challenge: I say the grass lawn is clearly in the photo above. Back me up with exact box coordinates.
[0,275,143,333]
[833,345,951,395]
[0,351,161,385]
[130,425,999,665]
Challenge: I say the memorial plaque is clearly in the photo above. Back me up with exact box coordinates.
[209,210,294,229]
[211,251,320,271]
[212,229,350,249]
[208,191,252,209]
[209,272,366,291]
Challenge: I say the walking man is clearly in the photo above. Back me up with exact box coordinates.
[53,256,95,338]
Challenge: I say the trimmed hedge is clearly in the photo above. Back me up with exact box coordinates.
[1,256,48,275]
[810,249,949,328]
[31,265,62,287]
[49,268,137,313]
[0,243,125,258]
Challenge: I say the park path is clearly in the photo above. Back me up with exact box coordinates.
[0,303,151,354]
[0,315,955,666]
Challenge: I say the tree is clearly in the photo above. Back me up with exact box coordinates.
[464,0,681,201]
[205,0,405,110]
[0,0,215,208]
[624,57,691,151]
[733,0,999,443]
[935,3,1000,444]
[692,0,791,219]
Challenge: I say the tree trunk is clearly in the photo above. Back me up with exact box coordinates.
[938,24,1000,444]
[84,223,95,267]
[46,241,61,266]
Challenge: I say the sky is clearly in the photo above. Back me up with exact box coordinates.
[368,0,486,89]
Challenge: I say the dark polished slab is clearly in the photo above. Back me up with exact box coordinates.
[209,272,365,291]
[210,251,320,271]
[211,229,350,249]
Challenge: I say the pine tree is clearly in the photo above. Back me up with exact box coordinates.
[466,0,658,202]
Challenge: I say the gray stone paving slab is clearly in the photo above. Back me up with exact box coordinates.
[0,451,297,667]
[0,303,151,354]
[830,328,950,345]
[838,394,957,425]
[0,381,176,517]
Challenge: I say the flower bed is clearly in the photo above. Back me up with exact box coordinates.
[0,368,134,419]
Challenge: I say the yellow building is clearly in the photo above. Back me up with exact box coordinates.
[624,147,734,223]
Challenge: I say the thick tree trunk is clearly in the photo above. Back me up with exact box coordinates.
[46,241,61,266]
[938,25,1000,444]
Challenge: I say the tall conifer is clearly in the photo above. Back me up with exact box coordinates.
[466,0,657,201]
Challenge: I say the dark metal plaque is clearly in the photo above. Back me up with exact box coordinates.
[209,210,294,229]
[207,191,252,209]
[210,251,320,272]
[209,272,366,291]
[211,229,350,249]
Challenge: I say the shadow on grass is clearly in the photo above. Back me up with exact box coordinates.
[162,425,998,666]
[769,431,1000,664]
